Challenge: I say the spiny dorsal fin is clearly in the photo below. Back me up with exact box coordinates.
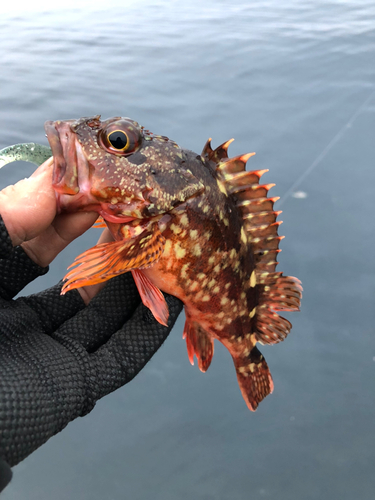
[208,139,302,346]
[202,138,234,163]
[224,169,269,194]
[209,139,282,271]
[201,138,213,158]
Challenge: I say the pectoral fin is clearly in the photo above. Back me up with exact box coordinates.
[92,216,107,228]
[61,226,165,294]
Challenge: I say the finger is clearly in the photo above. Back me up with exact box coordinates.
[20,282,87,334]
[30,156,54,178]
[21,211,98,267]
[0,157,55,246]
[90,293,183,399]
[56,272,141,350]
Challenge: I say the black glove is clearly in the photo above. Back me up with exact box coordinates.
[0,219,183,492]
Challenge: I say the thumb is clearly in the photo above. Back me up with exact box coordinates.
[0,158,56,245]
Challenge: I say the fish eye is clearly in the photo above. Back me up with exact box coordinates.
[98,119,142,156]
[107,130,129,150]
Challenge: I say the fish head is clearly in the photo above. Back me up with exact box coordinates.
[45,115,204,222]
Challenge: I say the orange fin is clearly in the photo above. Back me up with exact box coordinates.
[210,139,302,347]
[61,226,165,293]
[204,139,300,409]
[183,318,214,372]
[254,275,303,345]
[93,216,107,228]
[201,137,234,163]
[232,346,274,411]
[131,269,169,326]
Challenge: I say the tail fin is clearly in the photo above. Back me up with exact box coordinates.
[232,346,274,411]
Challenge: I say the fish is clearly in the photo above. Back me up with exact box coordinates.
[44,115,302,411]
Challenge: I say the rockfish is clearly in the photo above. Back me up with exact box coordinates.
[44,115,302,411]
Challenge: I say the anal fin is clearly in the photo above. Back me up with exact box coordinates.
[131,269,169,326]
[232,346,274,411]
[183,318,214,372]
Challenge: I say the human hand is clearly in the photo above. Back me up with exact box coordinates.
[0,159,110,302]
[0,184,183,490]
[0,272,183,486]
[0,157,99,265]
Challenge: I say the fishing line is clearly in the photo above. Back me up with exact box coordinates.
[278,88,375,208]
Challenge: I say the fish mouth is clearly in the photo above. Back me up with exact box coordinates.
[45,120,97,212]
[45,120,82,195]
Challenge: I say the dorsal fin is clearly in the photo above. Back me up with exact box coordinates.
[216,152,256,177]
[201,138,213,158]
[207,139,302,346]
[202,138,234,163]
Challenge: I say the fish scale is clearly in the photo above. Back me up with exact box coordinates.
[41,115,302,411]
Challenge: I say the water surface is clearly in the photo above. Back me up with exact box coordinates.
[0,1,374,499]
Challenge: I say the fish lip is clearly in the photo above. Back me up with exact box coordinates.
[45,121,66,187]
[45,120,79,194]
[45,119,100,212]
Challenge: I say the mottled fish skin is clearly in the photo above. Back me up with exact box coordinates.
[45,115,302,411]
[142,151,258,355]
[45,116,204,216]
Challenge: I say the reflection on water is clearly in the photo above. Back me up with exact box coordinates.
[0,1,374,499]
